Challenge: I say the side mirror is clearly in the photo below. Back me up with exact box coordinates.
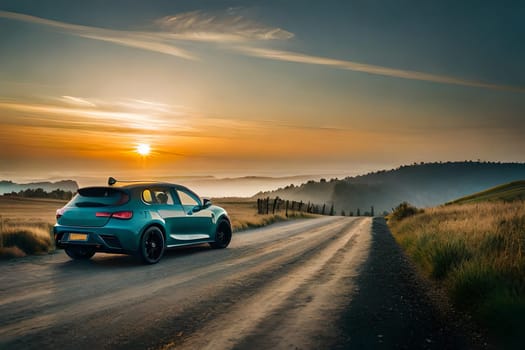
[202,198,212,208]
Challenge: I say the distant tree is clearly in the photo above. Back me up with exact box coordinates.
[329,204,334,216]
[357,208,360,216]
[341,210,346,216]
[6,187,73,200]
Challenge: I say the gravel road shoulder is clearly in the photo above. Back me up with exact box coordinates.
[331,217,491,350]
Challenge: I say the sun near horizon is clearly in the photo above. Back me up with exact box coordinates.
[136,144,151,157]
[0,1,524,179]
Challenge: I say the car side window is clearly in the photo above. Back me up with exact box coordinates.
[176,189,199,206]
[142,188,176,205]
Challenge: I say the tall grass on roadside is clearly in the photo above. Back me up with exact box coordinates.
[388,201,525,348]
[0,219,54,258]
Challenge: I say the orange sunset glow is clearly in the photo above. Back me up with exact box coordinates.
[0,2,524,184]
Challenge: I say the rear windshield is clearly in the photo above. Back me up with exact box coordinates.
[70,187,129,207]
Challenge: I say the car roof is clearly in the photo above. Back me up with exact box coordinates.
[110,181,185,189]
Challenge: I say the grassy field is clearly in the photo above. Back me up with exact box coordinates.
[388,201,525,348]
[0,197,66,258]
[447,180,525,205]
[0,196,310,258]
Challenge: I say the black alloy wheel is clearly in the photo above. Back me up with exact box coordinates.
[210,220,232,249]
[140,226,165,264]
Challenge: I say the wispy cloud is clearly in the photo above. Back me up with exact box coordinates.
[0,10,196,60]
[0,9,291,60]
[1,10,523,92]
[155,10,293,42]
[0,100,191,133]
[61,96,96,107]
[237,47,525,93]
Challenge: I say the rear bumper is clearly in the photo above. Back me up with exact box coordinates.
[53,224,139,254]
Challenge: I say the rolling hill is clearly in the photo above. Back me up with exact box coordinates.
[447,180,525,205]
[256,162,525,213]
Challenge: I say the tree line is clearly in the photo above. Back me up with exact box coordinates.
[3,188,74,200]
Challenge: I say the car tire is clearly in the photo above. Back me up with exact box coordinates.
[140,226,165,264]
[210,220,232,249]
[65,246,96,260]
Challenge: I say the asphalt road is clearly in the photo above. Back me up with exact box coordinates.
[0,217,482,349]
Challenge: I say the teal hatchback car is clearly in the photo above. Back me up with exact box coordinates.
[54,178,232,264]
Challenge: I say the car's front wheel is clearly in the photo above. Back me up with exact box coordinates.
[65,246,96,260]
[210,220,232,249]
[140,226,165,264]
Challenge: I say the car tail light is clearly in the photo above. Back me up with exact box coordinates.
[112,211,133,220]
[96,211,133,220]
[56,208,65,220]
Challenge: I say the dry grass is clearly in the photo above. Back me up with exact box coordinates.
[1,225,53,256]
[212,197,314,231]
[388,201,525,348]
[0,196,67,224]
[0,196,61,258]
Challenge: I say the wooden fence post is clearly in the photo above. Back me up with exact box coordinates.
[0,215,3,249]
[285,200,289,217]
[298,201,303,212]
[371,205,374,217]
[272,197,278,214]
[266,197,270,214]
[321,204,326,215]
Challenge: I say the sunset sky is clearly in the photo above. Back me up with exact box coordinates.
[1,1,524,182]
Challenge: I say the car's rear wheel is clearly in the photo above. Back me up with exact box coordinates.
[210,220,232,249]
[140,226,165,264]
[65,246,96,260]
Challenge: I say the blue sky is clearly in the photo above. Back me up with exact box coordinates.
[0,0,524,179]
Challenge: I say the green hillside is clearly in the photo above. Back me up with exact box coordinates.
[257,162,525,213]
[448,180,525,205]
